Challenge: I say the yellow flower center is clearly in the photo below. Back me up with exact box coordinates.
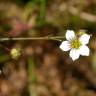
[71,38,81,49]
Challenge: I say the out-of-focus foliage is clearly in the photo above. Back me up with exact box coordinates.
[0,0,96,96]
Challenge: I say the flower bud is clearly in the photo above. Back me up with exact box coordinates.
[10,48,21,59]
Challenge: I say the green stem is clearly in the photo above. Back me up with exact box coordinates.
[0,36,65,41]
[39,0,46,25]
[28,57,37,96]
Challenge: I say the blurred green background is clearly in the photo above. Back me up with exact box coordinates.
[0,0,96,96]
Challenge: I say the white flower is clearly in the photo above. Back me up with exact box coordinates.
[60,30,90,61]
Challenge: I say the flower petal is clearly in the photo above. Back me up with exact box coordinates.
[66,30,76,41]
[60,41,71,51]
[69,49,80,61]
[79,45,89,56]
[79,34,90,45]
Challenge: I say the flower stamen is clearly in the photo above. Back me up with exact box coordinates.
[71,39,81,49]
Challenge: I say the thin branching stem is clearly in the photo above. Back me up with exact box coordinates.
[0,36,65,41]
